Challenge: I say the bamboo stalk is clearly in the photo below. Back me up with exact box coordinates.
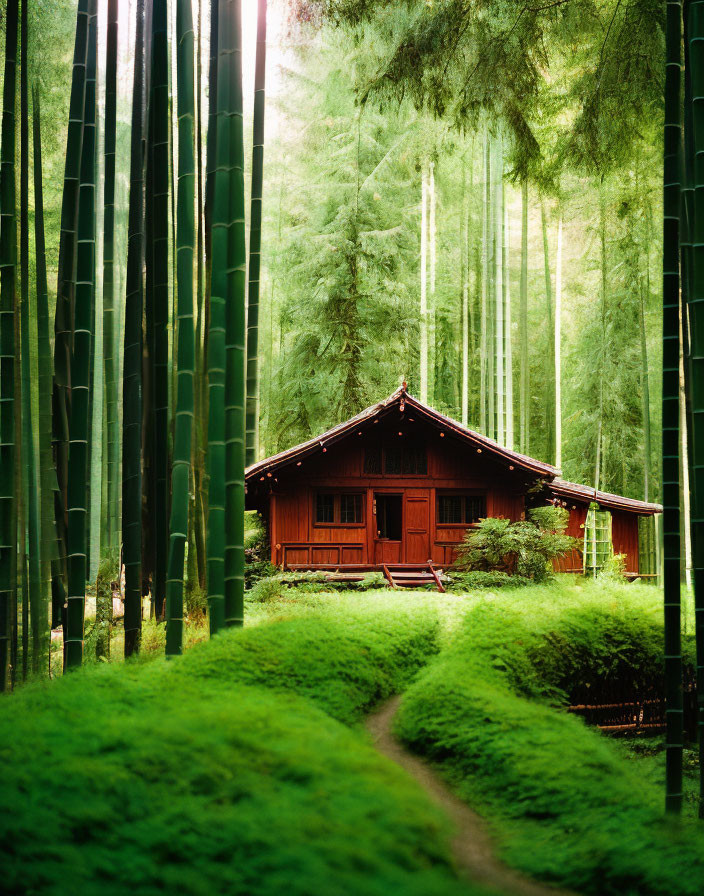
[123,0,145,658]
[103,0,119,555]
[519,178,529,454]
[150,0,171,620]
[207,0,234,634]
[32,86,54,674]
[165,0,196,656]
[0,0,18,690]
[686,0,704,817]
[224,0,246,628]
[53,0,90,637]
[19,0,41,673]
[65,0,98,669]
[245,0,266,466]
[419,165,428,404]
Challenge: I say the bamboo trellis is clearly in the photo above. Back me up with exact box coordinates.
[583,507,612,575]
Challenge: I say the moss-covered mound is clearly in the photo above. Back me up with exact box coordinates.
[0,608,476,896]
[396,601,704,896]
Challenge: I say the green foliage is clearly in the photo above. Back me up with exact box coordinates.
[248,570,390,601]
[453,509,577,582]
[444,571,532,591]
[597,551,627,582]
[395,601,704,894]
[0,605,469,896]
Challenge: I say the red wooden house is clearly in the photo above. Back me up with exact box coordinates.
[245,386,660,583]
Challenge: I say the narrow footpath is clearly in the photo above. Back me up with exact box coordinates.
[366,697,578,896]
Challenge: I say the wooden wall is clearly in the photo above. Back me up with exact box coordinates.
[257,419,646,574]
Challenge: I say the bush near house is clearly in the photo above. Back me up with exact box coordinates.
[453,507,578,582]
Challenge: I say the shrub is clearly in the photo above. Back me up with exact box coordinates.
[596,551,627,582]
[444,571,532,592]
[395,603,704,895]
[248,576,286,604]
[453,507,577,582]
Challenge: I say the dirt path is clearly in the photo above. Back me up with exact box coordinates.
[366,697,578,896]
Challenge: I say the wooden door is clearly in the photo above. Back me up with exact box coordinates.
[373,492,402,564]
[404,491,430,563]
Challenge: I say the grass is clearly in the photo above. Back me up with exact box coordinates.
[394,581,704,896]
[8,574,703,895]
[0,602,481,896]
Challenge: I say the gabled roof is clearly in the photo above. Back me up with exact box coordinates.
[246,387,661,515]
[246,385,558,482]
[549,479,662,515]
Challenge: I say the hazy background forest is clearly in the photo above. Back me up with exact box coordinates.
[25,0,663,581]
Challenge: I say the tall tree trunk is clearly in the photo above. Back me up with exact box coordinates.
[165,0,196,656]
[486,137,495,439]
[224,0,247,629]
[419,165,428,403]
[103,0,119,556]
[461,162,469,426]
[53,0,89,641]
[479,137,488,434]
[663,0,683,815]
[0,0,18,690]
[493,135,504,446]
[32,86,54,675]
[187,0,205,602]
[65,0,98,669]
[680,303,693,589]
[123,0,145,658]
[148,0,170,620]
[19,0,40,673]
[541,201,554,465]
[428,159,436,405]
[554,215,563,469]
[640,267,652,504]
[504,191,513,451]
[519,178,529,454]
[245,0,267,465]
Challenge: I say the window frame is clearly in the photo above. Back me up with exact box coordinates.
[363,440,428,477]
[313,490,366,527]
[435,491,486,527]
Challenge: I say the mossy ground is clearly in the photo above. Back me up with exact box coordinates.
[6,576,703,895]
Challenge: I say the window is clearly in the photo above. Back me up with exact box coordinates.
[437,494,485,525]
[316,493,335,524]
[366,441,426,475]
[364,444,382,474]
[315,492,364,525]
[340,493,363,524]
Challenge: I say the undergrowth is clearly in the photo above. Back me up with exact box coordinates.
[395,598,704,896]
[0,605,473,896]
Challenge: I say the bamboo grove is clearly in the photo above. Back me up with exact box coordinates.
[662,0,704,816]
[0,0,267,686]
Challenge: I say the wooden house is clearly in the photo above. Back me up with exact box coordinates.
[245,386,661,585]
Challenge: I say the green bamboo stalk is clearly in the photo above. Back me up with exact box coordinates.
[519,178,529,455]
[0,0,18,691]
[224,0,246,628]
[663,0,683,815]
[687,0,704,817]
[53,0,89,636]
[207,0,235,634]
[32,86,54,674]
[187,0,205,601]
[19,0,41,673]
[165,0,196,656]
[150,0,170,620]
[103,0,119,555]
[65,0,98,670]
[245,0,267,467]
[541,201,555,465]
[123,0,145,658]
